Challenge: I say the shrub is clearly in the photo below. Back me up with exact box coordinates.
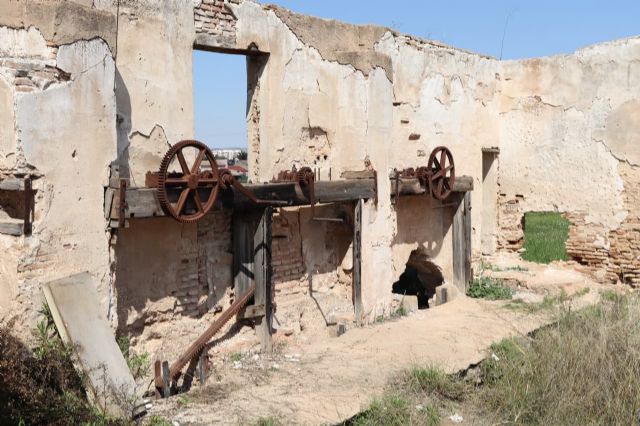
[117,336,150,381]
[0,310,127,425]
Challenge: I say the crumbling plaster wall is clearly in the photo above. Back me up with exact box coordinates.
[227,2,501,318]
[0,1,118,328]
[497,37,640,283]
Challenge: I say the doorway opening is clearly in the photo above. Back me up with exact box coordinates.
[392,248,444,309]
[481,147,499,255]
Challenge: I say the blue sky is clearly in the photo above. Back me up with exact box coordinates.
[194,0,640,148]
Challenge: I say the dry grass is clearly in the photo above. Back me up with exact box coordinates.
[347,292,640,425]
[476,293,640,425]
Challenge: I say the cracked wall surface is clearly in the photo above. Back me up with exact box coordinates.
[0,0,638,348]
[0,2,117,332]
[497,37,640,284]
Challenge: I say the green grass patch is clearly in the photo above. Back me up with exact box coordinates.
[521,212,569,264]
[467,276,513,300]
[346,394,439,426]
[405,366,466,401]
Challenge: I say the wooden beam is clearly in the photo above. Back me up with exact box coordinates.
[389,175,474,196]
[111,175,472,222]
[353,199,363,322]
[0,219,24,236]
[114,180,376,221]
[452,192,472,293]
[0,178,25,191]
[253,207,273,353]
[340,170,376,180]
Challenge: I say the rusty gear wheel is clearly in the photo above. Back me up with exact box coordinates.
[428,146,456,200]
[157,140,220,223]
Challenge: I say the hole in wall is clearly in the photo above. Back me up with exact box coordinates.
[521,212,569,264]
[392,248,444,309]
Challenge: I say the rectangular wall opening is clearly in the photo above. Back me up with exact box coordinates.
[481,148,499,255]
[193,49,249,177]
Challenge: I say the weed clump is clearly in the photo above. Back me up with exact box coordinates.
[467,276,513,300]
[347,394,439,426]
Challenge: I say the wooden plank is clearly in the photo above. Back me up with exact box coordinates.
[253,207,273,352]
[0,178,25,191]
[452,192,472,293]
[114,180,376,222]
[340,170,376,180]
[112,175,471,221]
[353,199,363,322]
[124,188,164,218]
[481,147,500,154]
[233,213,258,298]
[463,192,472,290]
[0,219,24,236]
[389,175,474,196]
[43,273,140,416]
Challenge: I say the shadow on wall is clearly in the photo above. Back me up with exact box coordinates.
[114,68,131,179]
[113,213,232,338]
[300,203,354,290]
[393,195,454,259]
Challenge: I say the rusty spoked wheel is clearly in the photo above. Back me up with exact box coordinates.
[157,140,220,223]
[428,146,455,200]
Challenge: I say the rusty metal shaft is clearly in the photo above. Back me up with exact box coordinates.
[168,283,256,382]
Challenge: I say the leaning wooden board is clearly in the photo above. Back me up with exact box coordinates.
[43,272,142,417]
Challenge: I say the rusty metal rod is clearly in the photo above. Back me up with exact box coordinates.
[168,283,256,382]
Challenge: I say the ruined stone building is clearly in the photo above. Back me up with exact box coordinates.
[0,0,638,360]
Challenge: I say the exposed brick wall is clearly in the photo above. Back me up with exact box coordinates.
[171,210,233,317]
[496,193,524,251]
[271,210,307,297]
[605,164,640,285]
[564,164,640,285]
[565,213,613,280]
[194,0,240,49]
[198,209,233,308]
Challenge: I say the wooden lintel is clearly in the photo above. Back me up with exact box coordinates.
[0,178,25,191]
[481,147,500,154]
[111,179,376,221]
[340,170,376,180]
[108,175,472,223]
[389,175,474,196]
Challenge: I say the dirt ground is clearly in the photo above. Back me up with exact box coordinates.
[148,256,607,425]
